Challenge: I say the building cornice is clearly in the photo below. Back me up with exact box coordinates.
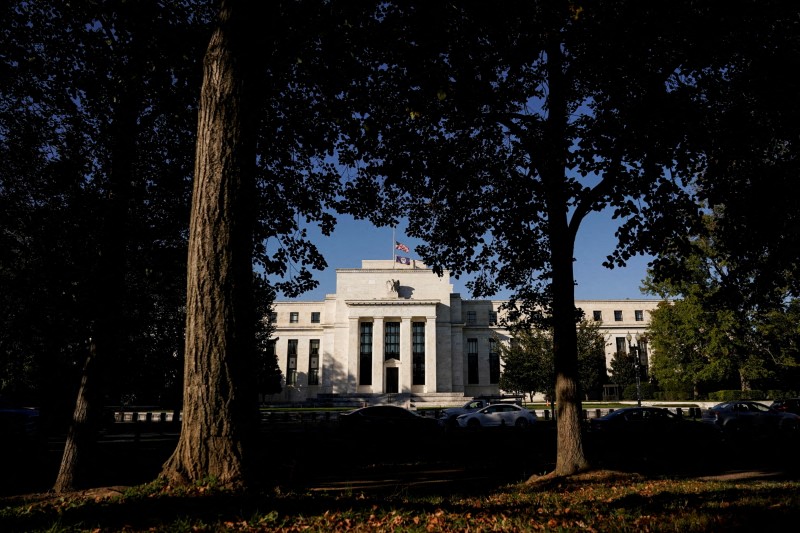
[345,299,441,306]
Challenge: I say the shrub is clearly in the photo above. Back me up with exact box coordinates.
[622,383,654,401]
[767,390,800,400]
[653,390,693,401]
[708,389,766,401]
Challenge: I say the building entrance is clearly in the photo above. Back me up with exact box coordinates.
[386,367,399,393]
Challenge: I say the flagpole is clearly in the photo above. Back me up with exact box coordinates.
[392,226,396,268]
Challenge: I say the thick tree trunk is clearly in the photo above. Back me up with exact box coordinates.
[530,30,589,479]
[549,239,590,477]
[161,0,259,488]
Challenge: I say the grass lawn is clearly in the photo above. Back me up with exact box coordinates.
[1,469,798,532]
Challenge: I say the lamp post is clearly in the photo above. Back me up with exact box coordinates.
[626,333,642,407]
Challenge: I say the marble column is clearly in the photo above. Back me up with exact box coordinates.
[400,317,412,392]
[425,315,437,393]
[348,317,360,392]
[372,317,384,393]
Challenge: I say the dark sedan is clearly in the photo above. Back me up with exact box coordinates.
[338,405,440,434]
[702,400,800,435]
[770,398,800,416]
[589,407,708,438]
[587,407,720,463]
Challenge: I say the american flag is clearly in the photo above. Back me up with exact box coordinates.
[395,241,410,253]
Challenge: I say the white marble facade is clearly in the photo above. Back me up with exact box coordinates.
[267,260,660,402]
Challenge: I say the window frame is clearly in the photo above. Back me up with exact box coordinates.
[384,321,400,360]
[467,338,479,384]
[412,321,425,385]
[359,322,373,385]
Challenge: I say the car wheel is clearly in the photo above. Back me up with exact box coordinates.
[467,418,481,430]
[723,421,740,435]
[515,417,529,429]
[781,420,798,432]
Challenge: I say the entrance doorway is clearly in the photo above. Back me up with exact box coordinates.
[385,367,399,393]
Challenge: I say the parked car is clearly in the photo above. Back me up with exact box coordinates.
[456,403,537,429]
[439,399,492,428]
[770,398,800,416]
[0,404,41,447]
[439,396,523,428]
[338,405,439,434]
[702,400,800,434]
[587,406,721,464]
[589,406,716,441]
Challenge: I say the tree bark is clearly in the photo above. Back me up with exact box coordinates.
[161,0,259,488]
[532,31,590,479]
[53,342,99,492]
[53,67,138,495]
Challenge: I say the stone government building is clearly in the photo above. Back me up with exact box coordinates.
[264,260,660,405]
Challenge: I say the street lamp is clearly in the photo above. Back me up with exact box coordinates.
[626,333,642,407]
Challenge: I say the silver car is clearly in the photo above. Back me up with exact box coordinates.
[702,400,800,434]
[457,403,537,429]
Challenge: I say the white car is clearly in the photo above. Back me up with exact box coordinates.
[457,403,537,429]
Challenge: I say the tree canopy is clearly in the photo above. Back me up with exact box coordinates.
[4,0,800,486]
[499,320,607,401]
[644,214,800,396]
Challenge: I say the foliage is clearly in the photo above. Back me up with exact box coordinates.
[609,351,638,391]
[1,0,358,409]
[708,390,767,402]
[622,382,654,401]
[335,2,718,474]
[643,216,800,394]
[499,320,607,400]
[0,0,215,413]
[2,473,800,532]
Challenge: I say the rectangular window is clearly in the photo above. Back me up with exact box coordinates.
[592,310,602,321]
[614,310,623,321]
[412,321,425,385]
[466,311,476,325]
[269,312,277,323]
[385,321,400,360]
[616,337,627,354]
[489,311,498,326]
[308,339,320,385]
[489,338,500,384]
[266,339,276,358]
[359,322,372,385]
[289,312,299,323]
[467,338,479,384]
[635,310,644,321]
[311,312,320,323]
[287,339,298,385]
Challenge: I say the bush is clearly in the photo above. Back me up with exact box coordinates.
[767,390,800,400]
[622,383,654,401]
[708,389,766,401]
[653,390,693,401]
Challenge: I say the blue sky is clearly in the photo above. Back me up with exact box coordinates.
[280,208,657,302]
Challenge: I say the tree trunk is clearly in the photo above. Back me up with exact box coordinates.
[53,342,99,492]
[52,63,138,494]
[549,239,590,477]
[531,31,589,479]
[161,0,260,488]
